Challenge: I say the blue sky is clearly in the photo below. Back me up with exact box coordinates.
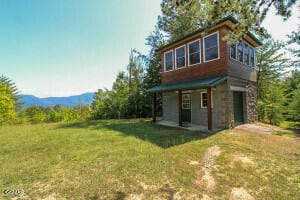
[0,0,298,97]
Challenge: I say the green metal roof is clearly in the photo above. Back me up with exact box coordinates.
[157,16,262,52]
[147,76,228,93]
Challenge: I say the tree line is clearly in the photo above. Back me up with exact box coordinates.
[1,0,299,125]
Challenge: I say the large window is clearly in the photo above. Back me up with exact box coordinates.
[188,40,201,66]
[175,46,186,69]
[230,44,237,60]
[250,47,255,67]
[164,50,173,71]
[244,43,250,65]
[237,40,243,63]
[230,39,256,67]
[204,32,219,62]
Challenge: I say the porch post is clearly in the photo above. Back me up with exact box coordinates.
[207,87,212,130]
[152,93,157,123]
[178,90,182,126]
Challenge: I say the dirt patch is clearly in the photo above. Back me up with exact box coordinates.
[230,187,254,200]
[196,145,221,191]
[201,194,213,200]
[42,193,66,200]
[235,124,275,134]
[189,160,200,165]
[232,154,255,166]
[125,193,143,200]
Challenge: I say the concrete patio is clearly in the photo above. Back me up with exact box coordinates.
[154,120,222,133]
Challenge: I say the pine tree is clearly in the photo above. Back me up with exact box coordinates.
[0,75,21,124]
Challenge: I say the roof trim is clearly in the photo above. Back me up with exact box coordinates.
[147,76,228,93]
[157,15,262,52]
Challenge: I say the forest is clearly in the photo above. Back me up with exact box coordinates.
[1,0,299,127]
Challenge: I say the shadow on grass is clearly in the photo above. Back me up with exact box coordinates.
[58,119,216,148]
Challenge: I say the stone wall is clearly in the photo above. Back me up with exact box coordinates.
[246,84,258,122]
[227,77,258,125]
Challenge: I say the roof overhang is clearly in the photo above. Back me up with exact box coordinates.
[147,76,228,93]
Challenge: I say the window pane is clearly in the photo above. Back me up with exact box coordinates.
[189,53,200,65]
[176,46,185,57]
[202,93,208,108]
[250,47,255,67]
[230,44,237,59]
[244,43,250,65]
[189,41,200,54]
[205,47,218,61]
[204,33,219,61]
[205,34,217,48]
[188,40,200,65]
[176,46,185,68]
[237,40,243,62]
[165,51,173,71]
[176,57,185,68]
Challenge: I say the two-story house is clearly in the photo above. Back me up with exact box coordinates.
[148,16,262,131]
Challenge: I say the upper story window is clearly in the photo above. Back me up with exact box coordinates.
[204,32,219,62]
[164,50,174,71]
[175,45,186,69]
[230,39,256,67]
[188,39,201,66]
[250,47,255,67]
[237,40,243,63]
[244,43,250,65]
[230,43,237,60]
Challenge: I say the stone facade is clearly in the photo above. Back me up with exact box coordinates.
[246,84,258,122]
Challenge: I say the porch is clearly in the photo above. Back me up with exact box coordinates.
[148,76,228,131]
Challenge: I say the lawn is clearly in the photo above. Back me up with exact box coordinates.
[0,119,299,199]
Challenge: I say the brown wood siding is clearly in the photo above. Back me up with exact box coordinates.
[161,26,229,84]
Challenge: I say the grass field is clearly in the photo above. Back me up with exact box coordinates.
[0,119,299,199]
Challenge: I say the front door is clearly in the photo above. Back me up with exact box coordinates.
[182,93,191,123]
[233,91,244,124]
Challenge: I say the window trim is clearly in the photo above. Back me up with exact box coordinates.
[187,39,201,66]
[203,31,220,63]
[200,91,213,108]
[164,50,174,72]
[175,45,186,69]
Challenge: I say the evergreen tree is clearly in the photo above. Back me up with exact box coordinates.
[0,75,21,124]
[256,36,293,124]
[288,84,300,121]
[158,0,201,41]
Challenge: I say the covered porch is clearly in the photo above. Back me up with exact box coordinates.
[148,76,228,131]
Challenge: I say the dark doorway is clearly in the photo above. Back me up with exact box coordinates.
[182,93,191,123]
[233,91,244,124]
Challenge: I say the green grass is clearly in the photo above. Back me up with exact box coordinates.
[0,119,299,199]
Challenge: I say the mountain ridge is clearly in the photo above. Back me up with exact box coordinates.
[20,92,95,107]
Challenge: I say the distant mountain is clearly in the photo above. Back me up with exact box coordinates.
[19,92,95,107]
